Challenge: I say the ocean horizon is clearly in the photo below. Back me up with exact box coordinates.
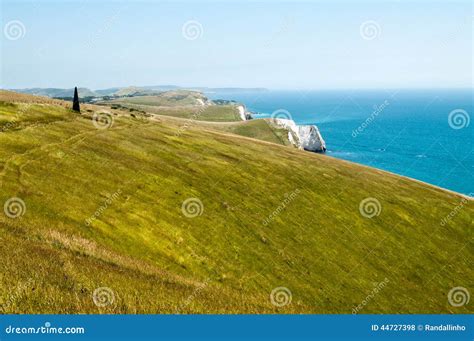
[207,89,473,195]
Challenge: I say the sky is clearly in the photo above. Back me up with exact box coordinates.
[1,0,472,90]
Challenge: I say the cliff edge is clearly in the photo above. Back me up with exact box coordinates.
[271,118,326,153]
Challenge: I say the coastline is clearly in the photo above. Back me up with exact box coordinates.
[208,109,472,199]
[321,151,473,200]
[157,108,472,200]
[208,89,472,199]
[1,90,472,316]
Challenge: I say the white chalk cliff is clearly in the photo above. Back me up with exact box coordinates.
[237,105,253,121]
[272,118,326,153]
[237,105,247,120]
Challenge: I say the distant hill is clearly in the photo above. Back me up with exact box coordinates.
[126,86,267,93]
[198,87,268,93]
[112,86,162,97]
[140,85,182,91]
[9,86,268,99]
[12,87,99,99]
[99,90,213,109]
[94,87,122,96]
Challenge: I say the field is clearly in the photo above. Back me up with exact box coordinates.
[0,90,472,314]
[157,116,293,146]
[98,90,243,122]
[102,90,206,106]
[104,102,242,122]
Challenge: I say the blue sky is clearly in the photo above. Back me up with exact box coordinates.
[1,0,472,89]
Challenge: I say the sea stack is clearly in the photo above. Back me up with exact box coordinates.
[72,87,80,113]
[296,125,326,153]
[272,118,326,153]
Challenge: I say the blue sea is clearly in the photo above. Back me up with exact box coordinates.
[207,89,473,195]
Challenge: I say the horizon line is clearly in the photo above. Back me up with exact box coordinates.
[3,86,473,92]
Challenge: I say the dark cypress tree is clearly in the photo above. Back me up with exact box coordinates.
[72,87,80,112]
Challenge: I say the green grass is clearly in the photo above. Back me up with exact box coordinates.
[103,102,242,122]
[99,90,243,122]
[105,95,197,107]
[0,91,472,314]
[155,105,242,122]
[186,119,293,146]
[101,90,207,107]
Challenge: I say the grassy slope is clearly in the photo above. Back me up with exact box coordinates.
[157,116,293,146]
[0,91,472,314]
[106,102,242,122]
[98,90,290,141]
[100,91,242,122]
[105,93,200,106]
[199,119,292,146]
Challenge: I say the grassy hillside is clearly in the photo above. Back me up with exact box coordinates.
[102,90,207,107]
[13,87,99,98]
[99,90,243,122]
[107,103,242,122]
[111,87,161,97]
[168,118,293,146]
[0,91,472,314]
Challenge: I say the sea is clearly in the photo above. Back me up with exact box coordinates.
[206,89,473,196]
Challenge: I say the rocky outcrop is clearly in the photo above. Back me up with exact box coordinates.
[272,118,326,153]
[237,105,253,121]
[296,125,326,153]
